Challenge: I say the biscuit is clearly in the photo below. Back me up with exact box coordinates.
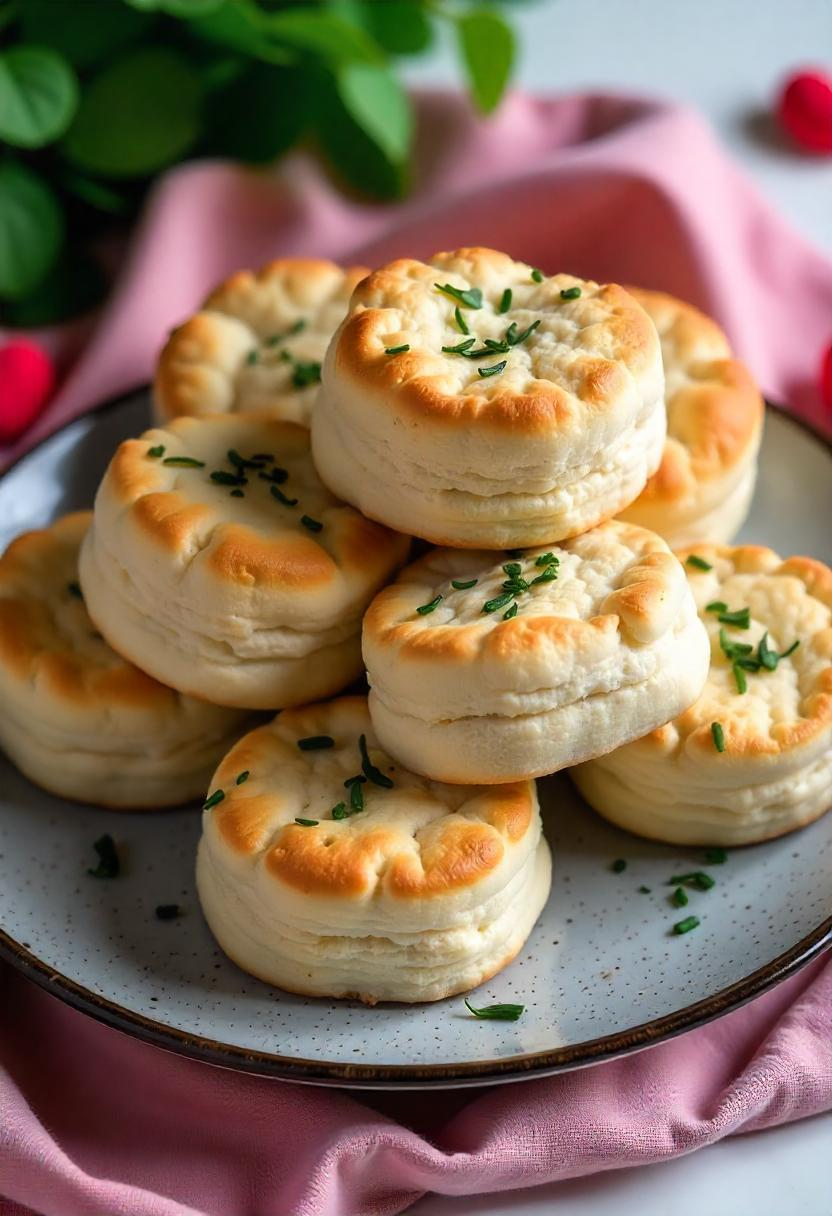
[571,544,832,845]
[196,696,551,1003]
[154,259,369,426]
[0,513,252,808]
[362,520,710,783]
[80,414,409,709]
[617,289,764,547]
[312,247,666,548]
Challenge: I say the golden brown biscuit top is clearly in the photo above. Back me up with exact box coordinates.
[155,258,369,421]
[628,288,764,502]
[328,247,662,433]
[205,697,536,900]
[642,544,832,759]
[101,413,409,598]
[0,512,178,710]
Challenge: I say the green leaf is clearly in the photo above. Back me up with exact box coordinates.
[359,1,432,55]
[61,48,202,178]
[313,69,408,200]
[124,0,225,14]
[60,169,129,215]
[19,0,152,69]
[259,9,383,63]
[204,64,308,163]
[2,243,106,327]
[190,2,292,65]
[456,7,516,114]
[0,46,79,148]
[0,160,64,299]
[335,63,412,163]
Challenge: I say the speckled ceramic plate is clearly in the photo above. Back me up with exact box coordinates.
[0,393,830,1089]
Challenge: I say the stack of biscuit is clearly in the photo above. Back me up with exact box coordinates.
[2,248,829,1008]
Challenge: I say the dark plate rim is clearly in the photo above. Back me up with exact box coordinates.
[0,392,830,1089]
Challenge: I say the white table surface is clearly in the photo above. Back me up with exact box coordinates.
[405,2,832,1213]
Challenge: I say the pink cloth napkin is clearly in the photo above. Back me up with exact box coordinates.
[1,90,832,1215]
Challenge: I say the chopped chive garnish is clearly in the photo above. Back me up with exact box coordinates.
[203,789,225,811]
[246,350,259,365]
[706,601,728,614]
[442,338,476,355]
[686,555,712,571]
[258,467,289,484]
[227,449,258,470]
[252,453,274,461]
[502,561,522,576]
[531,566,558,585]
[297,736,334,751]
[301,515,323,532]
[162,456,205,468]
[291,360,321,388]
[779,640,800,659]
[673,916,700,935]
[482,590,514,614]
[758,632,777,670]
[530,268,544,283]
[294,818,319,827]
[331,802,348,820]
[270,484,298,507]
[87,834,119,879]
[672,886,689,908]
[612,858,627,873]
[230,489,244,498]
[668,871,715,891]
[147,444,165,458]
[236,771,249,785]
[210,470,247,486]
[506,319,541,346]
[385,344,410,355]
[719,629,753,659]
[349,780,364,813]
[503,602,518,619]
[718,607,751,629]
[711,722,726,753]
[451,578,478,590]
[535,552,557,566]
[416,594,443,615]
[705,847,728,864]
[155,904,180,920]
[498,288,512,314]
[266,320,306,345]
[344,774,366,788]
[67,581,83,598]
[478,360,507,378]
[464,999,525,1021]
[502,577,529,593]
[733,663,748,694]
[435,282,483,309]
[359,733,394,788]
[639,885,652,894]
[560,286,581,300]
[454,305,470,334]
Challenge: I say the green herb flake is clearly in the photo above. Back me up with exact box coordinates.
[147,444,165,458]
[331,802,348,820]
[478,360,507,378]
[502,561,522,576]
[686,555,713,571]
[300,514,323,532]
[294,818,319,827]
[531,566,558,586]
[236,771,249,785]
[385,344,410,355]
[711,721,726,753]
[67,581,83,599]
[258,467,289,484]
[482,590,514,614]
[435,282,483,309]
[733,663,748,695]
[498,288,512,314]
[672,886,689,908]
[530,268,544,283]
[297,736,334,751]
[464,998,525,1021]
[535,552,558,567]
[451,578,478,590]
[203,789,225,811]
[210,470,246,486]
[454,305,470,334]
[162,456,205,468]
[560,286,582,300]
[230,489,244,498]
[639,885,652,894]
[270,484,298,507]
[291,360,321,388]
[705,847,728,864]
[416,594,443,615]
[673,915,701,935]
[718,607,751,629]
[87,834,119,879]
[507,319,541,346]
[349,779,364,813]
[706,601,729,614]
[668,871,715,891]
[503,601,518,619]
[359,732,394,789]
[442,338,476,355]
[246,350,259,365]
[155,904,181,921]
[612,858,627,873]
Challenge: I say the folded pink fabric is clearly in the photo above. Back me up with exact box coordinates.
[1,90,831,1216]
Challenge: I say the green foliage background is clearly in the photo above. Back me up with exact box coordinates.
[0,0,520,326]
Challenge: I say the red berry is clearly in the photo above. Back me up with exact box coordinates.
[777,70,832,154]
[0,339,55,444]
[821,342,832,412]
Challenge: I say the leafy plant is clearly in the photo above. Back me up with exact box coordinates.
[0,0,519,325]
